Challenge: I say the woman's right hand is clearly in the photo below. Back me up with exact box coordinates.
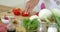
[25,0,39,12]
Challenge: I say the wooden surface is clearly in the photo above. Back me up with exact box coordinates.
[0,5,29,32]
[0,5,13,12]
[0,5,36,20]
[0,5,30,20]
[0,5,36,32]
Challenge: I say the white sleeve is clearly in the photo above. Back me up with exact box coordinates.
[45,0,60,9]
[33,0,46,12]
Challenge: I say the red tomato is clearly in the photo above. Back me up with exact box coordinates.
[4,16,9,20]
[0,24,7,32]
[35,12,39,16]
[22,11,30,17]
[13,8,21,16]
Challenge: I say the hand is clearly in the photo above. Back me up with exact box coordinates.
[25,0,39,12]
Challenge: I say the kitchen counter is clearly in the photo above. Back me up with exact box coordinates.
[0,5,30,32]
[0,5,36,32]
[0,5,30,20]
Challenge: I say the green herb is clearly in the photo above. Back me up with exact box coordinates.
[22,19,30,30]
[52,13,60,32]
[44,12,60,32]
[22,18,40,30]
[44,17,51,24]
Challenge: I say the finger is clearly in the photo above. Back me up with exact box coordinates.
[27,6,34,12]
[25,1,30,11]
[27,7,33,13]
[29,3,35,9]
[24,5,28,11]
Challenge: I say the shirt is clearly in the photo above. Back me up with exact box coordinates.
[45,0,60,9]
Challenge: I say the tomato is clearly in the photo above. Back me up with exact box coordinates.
[35,12,39,16]
[22,11,30,17]
[4,16,9,20]
[13,8,21,16]
[0,24,7,32]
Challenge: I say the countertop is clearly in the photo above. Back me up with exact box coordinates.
[0,5,30,20]
[0,5,36,32]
